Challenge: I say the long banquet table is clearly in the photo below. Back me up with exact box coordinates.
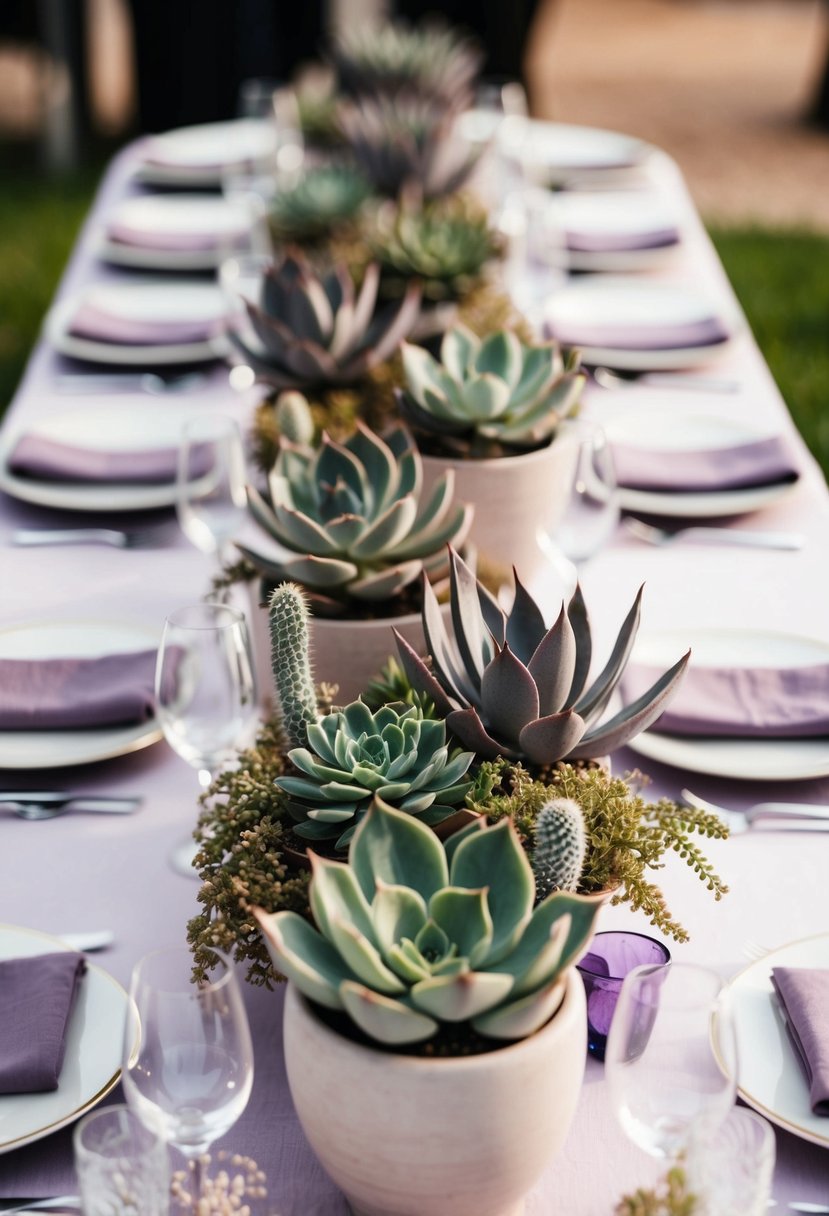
[1,137,828,1213]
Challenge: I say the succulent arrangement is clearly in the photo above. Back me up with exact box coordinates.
[330,20,482,109]
[229,248,420,390]
[372,200,501,302]
[340,96,479,200]
[268,165,369,244]
[239,420,472,613]
[256,798,603,1046]
[395,548,690,767]
[397,324,585,458]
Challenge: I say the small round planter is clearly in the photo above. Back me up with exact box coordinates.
[283,971,587,1216]
[246,582,444,707]
[420,426,580,583]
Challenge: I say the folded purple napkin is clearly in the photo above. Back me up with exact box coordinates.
[771,967,829,1115]
[68,302,221,346]
[0,952,86,1094]
[0,649,162,729]
[621,662,829,738]
[8,434,211,485]
[611,434,800,492]
[548,315,730,351]
[565,226,679,254]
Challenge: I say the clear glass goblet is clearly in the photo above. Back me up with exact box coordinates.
[122,946,254,1216]
[604,962,738,1162]
[155,602,258,875]
[176,415,247,573]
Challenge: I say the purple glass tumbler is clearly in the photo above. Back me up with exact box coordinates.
[577,931,671,1061]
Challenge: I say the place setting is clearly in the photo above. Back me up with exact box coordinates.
[532,189,683,272]
[96,194,255,271]
[43,280,231,366]
[134,118,278,188]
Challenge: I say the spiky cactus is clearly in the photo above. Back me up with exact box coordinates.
[268,583,318,748]
[274,391,314,447]
[532,798,586,899]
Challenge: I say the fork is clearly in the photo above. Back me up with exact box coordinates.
[592,365,739,393]
[0,1198,80,1214]
[681,788,829,832]
[12,528,162,550]
[0,793,142,819]
[54,371,209,394]
[626,518,805,551]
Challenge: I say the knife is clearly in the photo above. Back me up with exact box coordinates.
[0,793,141,813]
[0,1200,80,1214]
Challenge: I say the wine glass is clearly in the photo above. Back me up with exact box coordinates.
[604,962,738,1162]
[176,415,247,571]
[155,602,258,875]
[122,946,254,1214]
[538,424,620,594]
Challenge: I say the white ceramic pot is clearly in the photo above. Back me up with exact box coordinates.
[421,427,580,583]
[246,583,438,707]
[283,971,587,1216]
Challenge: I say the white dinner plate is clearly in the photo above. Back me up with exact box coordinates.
[627,628,829,781]
[540,192,682,272]
[0,401,221,513]
[718,932,829,1149]
[0,924,129,1153]
[136,118,276,187]
[99,195,252,271]
[602,406,798,518]
[518,120,653,184]
[0,619,162,769]
[545,277,740,370]
[45,281,230,366]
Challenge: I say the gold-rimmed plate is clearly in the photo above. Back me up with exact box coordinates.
[0,925,128,1153]
[718,932,829,1149]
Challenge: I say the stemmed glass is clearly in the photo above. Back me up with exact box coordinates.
[155,602,258,874]
[604,962,738,1163]
[538,424,620,595]
[176,416,247,574]
[122,946,254,1214]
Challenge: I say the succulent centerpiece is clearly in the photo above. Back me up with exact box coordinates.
[228,247,420,391]
[395,323,586,576]
[267,164,370,247]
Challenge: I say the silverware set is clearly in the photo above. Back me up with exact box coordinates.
[681,789,829,834]
[12,528,162,550]
[0,792,142,820]
[625,518,806,551]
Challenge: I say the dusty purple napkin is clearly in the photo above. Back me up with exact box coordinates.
[8,434,212,485]
[107,222,224,251]
[0,953,86,1094]
[68,302,221,346]
[565,226,679,254]
[0,649,162,729]
[621,662,829,738]
[771,967,829,1115]
[611,433,801,492]
[547,315,731,351]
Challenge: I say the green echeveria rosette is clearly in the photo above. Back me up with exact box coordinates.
[397,324,585,458]
[230,248,420,391]
[276,700,475,850]
[395,548,690,767]
[372,203,501,303]
[330,20,483,110]
[238,423,473,613]
[255,799,603,1046]
[268,165,370,245]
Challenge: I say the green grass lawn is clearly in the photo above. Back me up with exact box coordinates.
[0,167,827,481]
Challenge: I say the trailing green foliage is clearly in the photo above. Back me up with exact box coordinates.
[186,719,307,987]
[466,759,729,942]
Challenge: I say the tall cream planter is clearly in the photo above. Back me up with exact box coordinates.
[283,972,587,1216]
[246,583,444,707]
[420,426,580,582]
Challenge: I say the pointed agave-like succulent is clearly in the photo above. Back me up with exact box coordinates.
[339,96,479,201]
[331,20,483,110]
[394,548,690,766]
[238,424,473,611]
[256,799,603,1045]
[230,248,420,390]
[277,700,475,850]
[397,324,584,457]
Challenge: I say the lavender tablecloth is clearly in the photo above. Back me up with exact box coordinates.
[0,140,827,1212]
